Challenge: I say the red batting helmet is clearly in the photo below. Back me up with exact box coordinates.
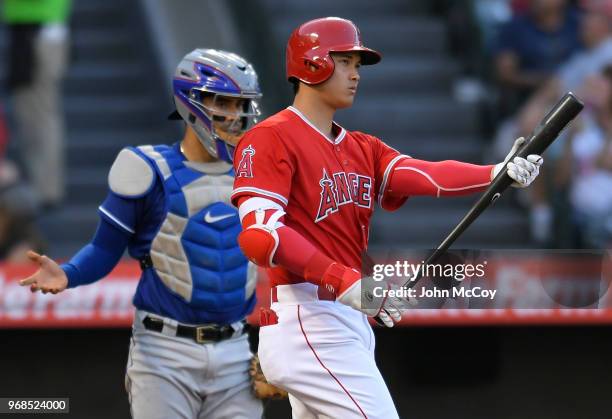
[286,17,382,85]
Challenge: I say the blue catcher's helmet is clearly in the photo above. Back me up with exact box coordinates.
[172,49,262,163]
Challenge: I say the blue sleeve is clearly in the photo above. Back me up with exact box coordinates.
[60,215,131,288]
[98,190,139,234]
[60,173,159,288]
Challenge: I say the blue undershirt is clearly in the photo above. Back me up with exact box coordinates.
[61,216,129,288]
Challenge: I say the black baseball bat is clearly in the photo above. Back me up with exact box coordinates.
[401,92,584,289]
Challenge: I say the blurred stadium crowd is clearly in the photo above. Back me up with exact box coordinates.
[0,0,610,263]
[446,0,612,249]
[0,0,69,262]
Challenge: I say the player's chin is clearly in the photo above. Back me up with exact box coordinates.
[334,96,355,109]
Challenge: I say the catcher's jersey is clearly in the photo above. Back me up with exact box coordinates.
[100,143,256,324]
[232,106,407,283]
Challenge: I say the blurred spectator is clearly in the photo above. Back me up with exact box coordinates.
[441,1,512,105]
[0,103,45,262]
[493,0,581,118]
[511,0,533,15]
[556,66,612,248]
[0,197,44,264]
[492,0,611,246]
[475,0,513,45]
[2,0,72,209]
[0,103,7,158]
[522,0,612,115]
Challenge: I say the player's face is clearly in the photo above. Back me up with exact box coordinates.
[319,52,361,109]
[580,12,610,48]
[532,0,566,15]
[201,95,248,146]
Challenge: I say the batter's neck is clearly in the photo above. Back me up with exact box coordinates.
[292,98,336,140]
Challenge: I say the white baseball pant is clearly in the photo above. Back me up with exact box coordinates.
[258,283,399,419]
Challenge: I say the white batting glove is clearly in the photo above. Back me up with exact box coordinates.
[492,137,543,188]
[321,264,404,327]
[340,277,404,327]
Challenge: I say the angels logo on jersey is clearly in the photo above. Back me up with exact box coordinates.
[315,168,372,222]
[236,145,255,178]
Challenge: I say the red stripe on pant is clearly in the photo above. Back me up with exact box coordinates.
[297,304,368,418]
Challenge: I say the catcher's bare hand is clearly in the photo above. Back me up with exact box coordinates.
[19,250,68,294]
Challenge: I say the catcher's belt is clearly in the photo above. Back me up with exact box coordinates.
[142,315,247,344]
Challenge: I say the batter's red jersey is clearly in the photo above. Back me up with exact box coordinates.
[232,106,407,283]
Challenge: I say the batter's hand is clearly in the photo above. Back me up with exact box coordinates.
[321,263,403,327]
[492,137,543,188]
[19,250,68,294]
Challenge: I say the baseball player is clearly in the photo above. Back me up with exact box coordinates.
[19,49,264,419]
[231,18,544,418]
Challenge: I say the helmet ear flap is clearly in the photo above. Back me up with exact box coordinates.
[302,55,334,84]
[304,58,321,71]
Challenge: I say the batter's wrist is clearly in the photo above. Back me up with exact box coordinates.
[320,263,360,297]
[302,251,337,285]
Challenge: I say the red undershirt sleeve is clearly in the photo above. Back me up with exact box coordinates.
[370,134,495,210]
[275,226,335,285]
[238,197,334,285]
[386,159,494,199]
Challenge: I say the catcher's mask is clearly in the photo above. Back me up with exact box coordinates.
[171,49,262,163]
